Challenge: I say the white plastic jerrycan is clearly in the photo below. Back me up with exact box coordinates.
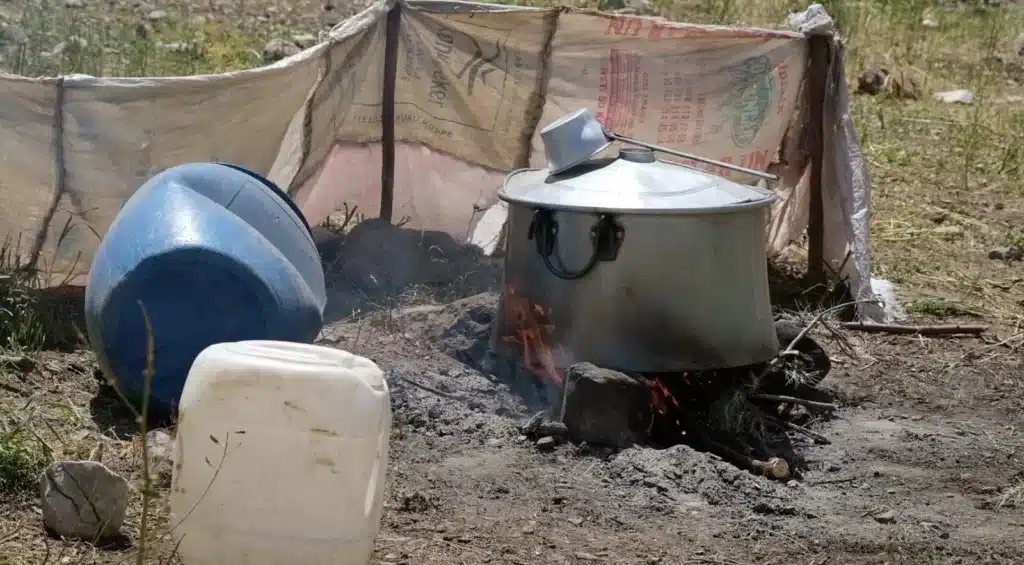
[169,340,390,565]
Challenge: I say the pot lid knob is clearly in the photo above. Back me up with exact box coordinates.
[619,147,656,163]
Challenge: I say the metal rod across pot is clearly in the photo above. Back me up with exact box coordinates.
[605,130,779,182]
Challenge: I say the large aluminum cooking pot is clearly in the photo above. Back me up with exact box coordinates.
[492,146,779,373]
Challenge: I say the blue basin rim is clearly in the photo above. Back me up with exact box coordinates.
[215,162,317,241]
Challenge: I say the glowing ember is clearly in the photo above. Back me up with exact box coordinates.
[648,379,680,415]
[501,287,564,385]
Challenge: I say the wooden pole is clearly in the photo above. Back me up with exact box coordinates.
[379,0,401,223]
[806,36,830,285]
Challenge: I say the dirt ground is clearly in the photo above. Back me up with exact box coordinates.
[3,273,1024,565]
[325,290,1024,565]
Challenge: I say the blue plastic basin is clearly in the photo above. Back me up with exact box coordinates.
[85,163,327,413]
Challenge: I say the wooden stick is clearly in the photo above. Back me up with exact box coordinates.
[688,428,789,480]
[394,375,466,401]
[842,322,987,336]
[779,299,880,357]
[0,381,29,397]
[751,394,837,411]
[781,419,831,445]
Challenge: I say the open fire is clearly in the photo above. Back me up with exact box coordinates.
[494,285,832,481]
[498,286,565,385]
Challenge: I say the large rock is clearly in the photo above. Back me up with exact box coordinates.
[40,460,131,540]
[560,363,652,448]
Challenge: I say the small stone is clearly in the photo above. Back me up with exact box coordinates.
[146,9,168,21]
[157,42,196,53]
[324,11,343,27]
[873,510,896,524]
[49,37,87,57]
[40,461,131,540]
[536,420,568,438]
[398,492,432,512]
[382,553,399,561]
[933,225,963,238]
[0,354,35,372]
[134,22,152,40]
[0,24,28,51]
[856,67,887,96]
[921,17,938,28]
[610,0,655,15]
[934,90,974,104]
[63,0,85,7]
[827,463,842,472]
[145,429,174,487]
[1014,33,1024,58]
[575,552,602,561]
[568,516,584,525]
[262,38,301,63]
[292,33,318,49]
[535,436,557,451]
[752,502,799,516]
[520,412,545,435]
[886,488,897,494]
[521,520,537,534]
[988,246,1023,261]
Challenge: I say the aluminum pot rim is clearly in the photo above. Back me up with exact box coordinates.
[498,168,778,216]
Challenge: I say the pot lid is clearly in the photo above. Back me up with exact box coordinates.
[499,147,776,214]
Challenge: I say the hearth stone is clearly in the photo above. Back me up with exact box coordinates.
[560,363,652,448]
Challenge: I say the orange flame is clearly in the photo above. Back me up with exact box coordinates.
[501,287,564,385]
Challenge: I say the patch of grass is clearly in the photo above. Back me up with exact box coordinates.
[0,422,50,494]
[1005,230,1024,249]
[1,0,321,78]
[0,236,48,352]
[905,296,980,318]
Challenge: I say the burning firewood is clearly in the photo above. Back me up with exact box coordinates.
[754,458,791,480]
[685,427,790,481]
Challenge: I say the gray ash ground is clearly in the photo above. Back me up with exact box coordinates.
[318,289,1024,565]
